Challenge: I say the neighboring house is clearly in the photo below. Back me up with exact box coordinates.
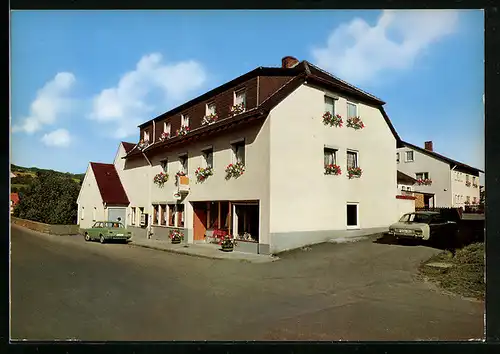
[396,141,482,208]
[77,162,130,229]
[10,193,19,214]
[79,56,402,254]
[10,172,16,178]
[395,171,417,218]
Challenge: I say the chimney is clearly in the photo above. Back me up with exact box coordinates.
[281,56,299,69]
[424,141,433,152]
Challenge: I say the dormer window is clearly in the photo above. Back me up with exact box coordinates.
[164,122,171,134]
[206,102,216,116]
[234,89,246,110]
[143,130,150,142]
[181,114,189,128]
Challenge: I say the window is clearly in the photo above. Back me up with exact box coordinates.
[234,89,246,109]
[181,114,190,128]
[324,148,337,167]
[347,150,358,169]
[203,148,214,168]
[396,152,400,163]
[161,205,167,226]
[473,197,477,204]
[153,205,159,225]
[416,172,429,180]
[143,130,150,142]
[81,207,85,220]
[179,154,188,174]
[168,204,176,226]
[346,203,359,228]
[206,101,216,116]
[473,176,477,185]
[347,102,357,118]
[177,204,185,228]
[164,122,171,134]
[405,151,414,162]
[324,96,335,115]
[232,140,245,165]
[466,196,471,204]
[466,175,470,183]
[160,158,168,173]
[92,207,97,222]
[131,207,136,225]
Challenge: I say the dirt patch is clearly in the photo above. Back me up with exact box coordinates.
[419,242,484,300]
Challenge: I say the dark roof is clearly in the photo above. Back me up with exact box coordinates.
[399,141,483,174]
[127,59,401,158]
[121,142,136,153]
[90,163,129,206]
[397,170,417,184]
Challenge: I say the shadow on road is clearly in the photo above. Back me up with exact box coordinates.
[373,233,457,253]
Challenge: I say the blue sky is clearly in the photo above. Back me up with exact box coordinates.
[11,10,484,177]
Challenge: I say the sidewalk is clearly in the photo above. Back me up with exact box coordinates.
[129,237,279,263]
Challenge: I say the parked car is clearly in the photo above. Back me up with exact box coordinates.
[82,221,132,244]
[388,211,458,241]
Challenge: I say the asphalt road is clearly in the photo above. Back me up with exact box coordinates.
[10,225,484,341]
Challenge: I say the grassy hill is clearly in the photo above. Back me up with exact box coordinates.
[11,164,85,193]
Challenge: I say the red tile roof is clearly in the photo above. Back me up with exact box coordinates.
[10,193,19,205]
[121,142,136,153]
[90,163,129,205]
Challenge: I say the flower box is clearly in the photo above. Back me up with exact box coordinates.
[229,103,245,116]
[346,117,365,130]
[137,139,149,150]
[202,113,218,125]
[324,164,341,175]
[473,183,478,188]
[416,178,432,186]
[169,229,184,244]
[225,162,245,179]
[322,112,343,128]
[347,166,362,179]
[465,181,471,187]
[195,166,213,183]
[153,172,169,187]
[176,125,190,136]
[159,132,170,142]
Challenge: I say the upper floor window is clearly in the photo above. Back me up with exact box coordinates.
[234,89,246,109]
[164,122,171,134]
[466,196,471,204]
[179,154,188,174]
[231,139,245,165]
[160,158,168,173]
[206,101,216,116]
[143,130,150,142]
[405,151,414,162]
[324,148,337,166]
[324,96,335,115]
[473,176,477,185]
[416,172,429,180]
[181,114,190,128]
[396,152,400,163]
[466,175,470,182]
[202,147,214,168]
[347,150,358,169]
[347,102,357,118]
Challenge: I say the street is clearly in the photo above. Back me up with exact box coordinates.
[10,224,484,341]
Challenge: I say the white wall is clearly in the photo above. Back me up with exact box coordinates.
[450,170,481,207]
[396,198,415,220]
[76,164,105,229]
[268,83,397,237]
[397,146,452,207]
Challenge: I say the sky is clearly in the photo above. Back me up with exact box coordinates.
[11,10,484,179]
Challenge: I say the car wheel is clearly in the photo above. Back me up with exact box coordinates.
[100,234,105,244]
[84,233,90,242]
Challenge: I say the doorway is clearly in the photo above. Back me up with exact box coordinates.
[193,202,208,241]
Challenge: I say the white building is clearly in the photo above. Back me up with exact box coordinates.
[78,56,404,254]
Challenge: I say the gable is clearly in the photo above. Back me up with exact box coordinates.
[91,163,130,205]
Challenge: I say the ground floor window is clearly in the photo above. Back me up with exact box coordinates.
[233,204,259,242]
[131,207,136,225]
[346,203,359,228]
[177,204,185,227]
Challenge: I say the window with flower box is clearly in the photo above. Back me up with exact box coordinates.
[347,150,358,169]
[164,122,171,134]
[181,114,190,128]
[234,89,246,110]
[231,139,245,165]
[202,147,214,168]
[160,158,168,173]
[347,102,357,118]
[143,130,150,142]
[179,154,188,174]
[206,101,216,116]
[324,96,336,115]
[416,172,429,180]
[324,147,339,175]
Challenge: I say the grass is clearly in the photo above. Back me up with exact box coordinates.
[11,184,28,189]
[419,242,485,300]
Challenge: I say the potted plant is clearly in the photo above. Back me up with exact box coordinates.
[137,139,149,150]
[169,229,184,244]
[229,103,245,116]
[346,116,365,130]
[347,166,362,179]
[159,132,170,142]
[322,112,343,128]
[176,125,190,136]
[417,178,432,186]
[175,171,186,186]
[465,181,471,187]
[325,164,341,175]
[219,234,236,252]
[153,172,169,187]
[225,162,245,179]
[202,113,218,125]
[195,166,213,183]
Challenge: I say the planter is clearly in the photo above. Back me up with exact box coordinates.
[221,246,234,252]
[322,112,343,127]
[171,238,181,244]
[346,117,365,130]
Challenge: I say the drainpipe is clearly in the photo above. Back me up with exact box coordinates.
[152,121,156,144]
[141,151,153,239]
[451,165,457,207]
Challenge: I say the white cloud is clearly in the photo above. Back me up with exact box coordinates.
[41,128,71,147]
[12,72,76,134]
[89,53,207,139]
[312,10,460,85]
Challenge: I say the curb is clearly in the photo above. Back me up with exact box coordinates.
[129,242,225,261]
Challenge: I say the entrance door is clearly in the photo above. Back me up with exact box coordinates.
[107,207,127,224]
[193,203,207,241]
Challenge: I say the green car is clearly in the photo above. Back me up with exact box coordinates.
[82,221,132,244]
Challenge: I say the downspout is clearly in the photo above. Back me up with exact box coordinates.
[256,76,260,106]
[142,151,153,239]
[451,165,457,207]
[152,121,156,144]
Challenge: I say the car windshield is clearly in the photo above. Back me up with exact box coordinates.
[399,213,433,224]
[105,222,124,228]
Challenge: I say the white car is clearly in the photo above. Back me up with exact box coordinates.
[388,211,457,241]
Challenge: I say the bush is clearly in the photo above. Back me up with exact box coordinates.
[13,171,80,225]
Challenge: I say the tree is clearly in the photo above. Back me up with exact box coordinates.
[13,171,80,225]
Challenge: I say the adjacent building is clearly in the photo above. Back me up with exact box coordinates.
[396,141,482,208]
[78,56,403,254]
